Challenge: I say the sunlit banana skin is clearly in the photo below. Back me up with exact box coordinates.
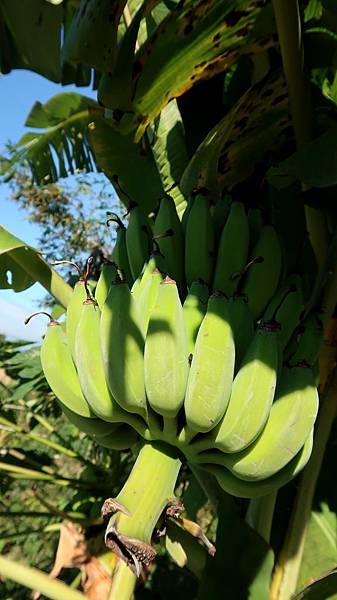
[212,202,249,296]
[95,263,117,309]
[185,192,215,287]
[184,293,235,433]
[243,225,282,319]
[40,320,92,418]
[137,268,163,335]
[75,299,145,434]
[126,205,152,281]
[221,365,319,481]
[101,280,147,418]
[66,279,87,361]
[154,195,185,296]
[183,280,209,358]
[199,429,313,499]
[144,277,188,418]
[212,321,279,453]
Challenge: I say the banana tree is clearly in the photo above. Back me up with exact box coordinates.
[2,0,337,598]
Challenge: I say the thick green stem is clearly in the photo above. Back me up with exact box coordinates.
[105,441,181,594]
[272,0,329,269]
[108,561,137,600]
[270,370,337,599]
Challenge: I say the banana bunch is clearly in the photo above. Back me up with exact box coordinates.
[26,191,322,499]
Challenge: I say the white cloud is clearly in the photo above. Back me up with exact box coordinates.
[0,297,45,342]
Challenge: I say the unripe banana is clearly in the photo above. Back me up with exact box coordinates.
[95,263,117,309]
[100,279,147,417]
[60,404,119,436]
[185,192,215,287]
[227,294,254,372]
[38,318,92,418]
[243,226,282,319]
[212,194,232,242]
[109,215,133,287]
[144,277,188,418]
[263,274,303,350]
[213,321,279,453]
[66,279,87,361]
[91,423,139,450]
[137,268,163,335]
[289,314,323,367]
[126,205,152,280]
[201,428,313,498]
[75,298,146,434]
[153,195,185,296]
[183,280,209,357]
[247,207,263,249]
[184,293,235,433]
[131,250,166,301]
[220,365,319,481]
[212,202,250,296]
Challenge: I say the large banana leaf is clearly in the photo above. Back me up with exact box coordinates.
[88,107,164,213]
[1,93,97,185]
[115,0,273,139]
[0,225,72,308]
[62,0,127,73]
[0,0,63,81]
[147,100,189,216]
[181,71,290,199]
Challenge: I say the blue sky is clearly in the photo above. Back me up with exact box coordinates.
[0,70,96,341]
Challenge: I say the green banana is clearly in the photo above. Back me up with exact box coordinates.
[184,293,235,433]
[243,226,282,319]
[126,204,152,281]
[247,207,263,249]
[227,294,254,372]
[75,297,145,432]
[183,280,209,357]
[32,316,92,418]
[153,195,185,296]
[199,429,313,498]
[95,263,118,309]
[137,268,164,335]
[66,279,87,362]
[144,277,188,418]
[100,279,147,418]
[60,404,118,437]
[263,274,303,350]
[185,192,215,287]
[220,365,319,481]
[91,424,139,450]
[213,321,279,453]
[212,202,250,296]
[212,194,232,242]
[131,248,166,301]
[109,214,133,287]
[288,313,323,367]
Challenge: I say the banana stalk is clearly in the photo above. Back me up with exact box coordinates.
[104,442,181,586]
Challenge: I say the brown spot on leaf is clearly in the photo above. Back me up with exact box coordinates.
[226,10,248,27]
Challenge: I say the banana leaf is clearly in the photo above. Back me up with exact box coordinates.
[0,0,63,81]
[0,225,72,307]
[116,0,274,139]
[1,93,97,185]
[88,107,164,213]
[181,70,290,199]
